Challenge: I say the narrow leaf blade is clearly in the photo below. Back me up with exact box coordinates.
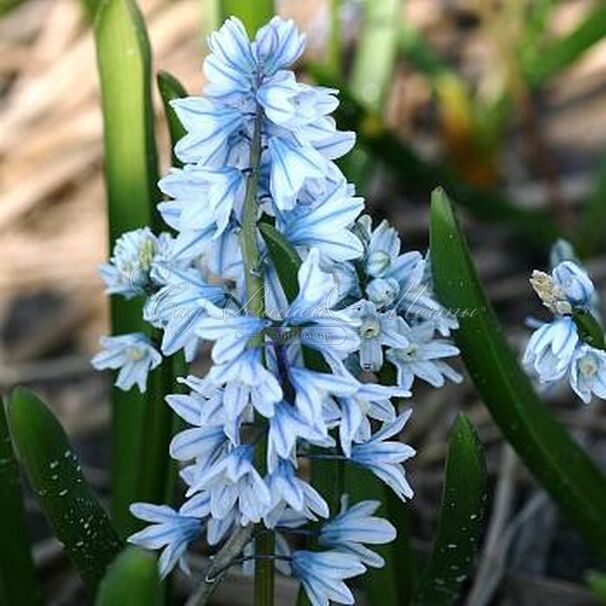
[259,222,302,304]
[7,388,122,593]
[157,70,187,167]
[0,399,41,606]
[94,0,161,537]
[413,414,487,605]
[430,188,606,560]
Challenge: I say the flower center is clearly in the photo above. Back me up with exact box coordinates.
[396,344,417,361]
[138,238,156,271]
[125,345,146,362]
[366,251,391,276]
[579,355,598,378]
[360,319,381,340]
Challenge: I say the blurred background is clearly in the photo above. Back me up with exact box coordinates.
[1,0,605,603]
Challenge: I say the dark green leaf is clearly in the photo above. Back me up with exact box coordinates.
[573,309,605,350]
[94,0,161,537]
[259,222,302,304]
[0,399,41,606]
[413,414,487,606]
[7,388,122,594]
[430,188,606,560]
[157,70,187,167]
[95,547,162,606]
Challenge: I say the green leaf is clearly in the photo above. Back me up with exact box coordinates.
[157,70,187,167]
[138,352,183,506]
[413,414,487,606]
[588,571,606,604]
[0,399,41,606]
[7,388,122,594]
[523,3,606,88]
[430,188,606,560]
[94,0,161,537]
[345,466,416,606]
[259,222,302,304]
[95,547,162,606]
[350,0,400,112]
[573,309,605,350]
[218,0,274,35]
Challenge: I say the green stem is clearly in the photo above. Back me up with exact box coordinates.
[239,108,274,605]
[240,110,265,319]
[254,528,276,606]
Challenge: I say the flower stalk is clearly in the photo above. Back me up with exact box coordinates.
[238,105,276,604]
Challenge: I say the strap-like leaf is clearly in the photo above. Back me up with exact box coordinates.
[413,414,487,605]
[94,0,162,537]
[259,222,302,304]
[95,547,161,606]
[350,0,400,112]
[7,388,122,594]
[0,399,41,605]
[430,188,606,560]
[157,70,187,168]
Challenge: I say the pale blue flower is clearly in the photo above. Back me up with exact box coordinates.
[99,227,159,299]
[353,301,409,372]
[285,248,361,360]
[552,261,595,309]
[363,219,400,278]
[170,424,229,467]
[291,550,365,606]
[391,254,458,337]
[158,164,246,236]
[91,333,161,393]
[319,497,396,567]
[267,135,328,211]
[204,348,283,419]
[171,97,245,165]
[253,17,306,77]
[523,316,579,383]
[174,349,282,444]
[267,401,332,470]
[569,344,606,403]
[195,301,270,365]
[278,177,364,262]
[203,16,256,101]
[257,71,339,131]
[185,444,271,524]
[144,267,225,361]
[351,411,415,502]
[264,459,329,526]
[128,503,200,579]
[386,321,462,390]
[337,382,408,457]
[288,365,358,426]
[366,277,400,308]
